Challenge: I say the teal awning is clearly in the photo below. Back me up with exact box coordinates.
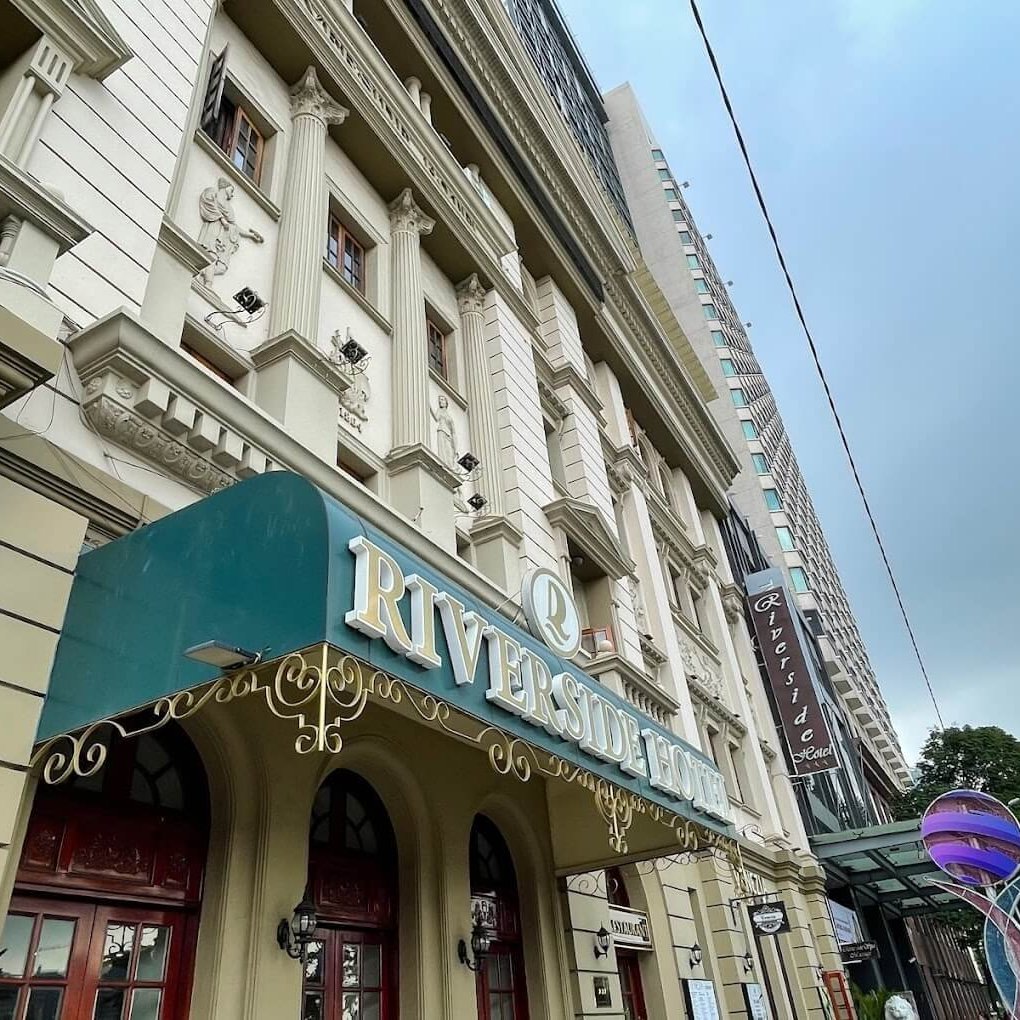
[43,472,733,842]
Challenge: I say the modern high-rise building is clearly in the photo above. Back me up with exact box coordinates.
[604,82,912,811]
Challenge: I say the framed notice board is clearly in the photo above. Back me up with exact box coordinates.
[743,982,771,1020]
[683,978,721,1020]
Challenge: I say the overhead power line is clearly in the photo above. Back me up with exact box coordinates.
[687,0,945,730]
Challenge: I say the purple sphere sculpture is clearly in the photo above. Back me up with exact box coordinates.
[922,789,1020,888]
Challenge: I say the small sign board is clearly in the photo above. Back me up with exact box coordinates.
[609,905,652,950]
[683,978,721,1020]
[827,898,861,946]
[747,900,791,937]
[743,982,771,1020]
[593,975,612,1008]
[840,940,879,964]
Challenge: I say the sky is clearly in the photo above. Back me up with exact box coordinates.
[556,0,1020,761]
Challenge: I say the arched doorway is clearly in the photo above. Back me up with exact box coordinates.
[0,724,209,1020]
[470,815,528,1020]
[302,769,398,1020]
[606,867,648,1020]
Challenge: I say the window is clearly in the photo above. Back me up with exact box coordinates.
[695,279,710,294]
[702,304,718,320]
[673,211,685,224]
[658,464,674,506]
[201,51,265,185]
[426,318,448,378]
[651,148,664,161]
[686,253,701,269]
[730,388,747,408]
[741,420,758,439]
[764,488,782,511]
[690,587,707,633]
[326,214,365,294]
[752,452,769,473]
[711,330,726,347]
[790,566,810,593]
[678,228,692,241]
[657,168,672,181]
[664,188,677,201]
[720,358,736,378]
[545,419,567,491]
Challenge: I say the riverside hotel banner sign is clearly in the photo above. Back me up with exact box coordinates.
[746,577,837,776]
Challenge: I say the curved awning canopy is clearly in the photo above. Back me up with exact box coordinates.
[40,472,738,871]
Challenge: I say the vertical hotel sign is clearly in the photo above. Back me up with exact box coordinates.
[748,585,837,775]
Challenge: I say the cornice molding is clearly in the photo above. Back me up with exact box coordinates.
[543,495,633,580]
[158,217,211,276]
[0,155,91,253]
[12,0,133,80]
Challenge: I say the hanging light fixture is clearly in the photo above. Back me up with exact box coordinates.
[276,894,318,963]
[458,922,492,972]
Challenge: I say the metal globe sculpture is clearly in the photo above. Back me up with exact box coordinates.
[921,789,1020,887]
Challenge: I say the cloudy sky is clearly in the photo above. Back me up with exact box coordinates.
[557,0,1020,760]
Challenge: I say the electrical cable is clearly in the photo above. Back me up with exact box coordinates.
[688,0,945,729]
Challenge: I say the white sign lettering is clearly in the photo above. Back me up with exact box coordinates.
[609,905,653,950]
[346,538,731,824]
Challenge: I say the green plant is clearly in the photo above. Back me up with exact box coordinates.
[850,984,894,1020]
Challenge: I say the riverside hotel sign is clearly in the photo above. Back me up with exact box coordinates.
[746,575,837,776]
[346,537,732,825]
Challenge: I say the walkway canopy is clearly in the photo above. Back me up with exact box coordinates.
[36,472,738,875]
[810,821,954,917]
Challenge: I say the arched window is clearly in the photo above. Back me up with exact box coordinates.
[304,771,398,1020]
[470,816,528,1020]
[2,725,209,1020]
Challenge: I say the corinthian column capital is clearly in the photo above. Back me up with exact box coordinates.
[456,272,487,316]
[290,66,348,125]
[389,188,435,237]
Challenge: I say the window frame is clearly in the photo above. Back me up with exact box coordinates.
[741,420,758,440]
[326,213,366,295]
[763,488,782,512]
[702,303,718,320]
[790,566,810,593]
[730,388,747,408]
[751,452,769,474]
[426,317,449,380]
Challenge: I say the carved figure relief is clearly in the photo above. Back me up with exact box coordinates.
[628,576,651,638]
[431,394,457,468]
[197,177,264,287]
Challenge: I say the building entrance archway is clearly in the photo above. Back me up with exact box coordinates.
[0,725,209,1020]
[302,769,398,1020]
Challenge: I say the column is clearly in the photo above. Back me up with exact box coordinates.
[269,66,348,340]
[457,273,522,589]
[385,189,460,551]
[388,187,434,451]
[254,67,349,462]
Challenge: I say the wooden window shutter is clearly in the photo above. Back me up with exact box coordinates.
[201,45,229,130]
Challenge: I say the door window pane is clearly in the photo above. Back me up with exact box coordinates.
[128,988,161,1020]
[0,915,32,977]
[101,925,135,980]
[25,987,63,1020]
[342,944,360,987]
[362,991,380,1020]
[341,991,359,1018]
[93,988,125,1020]
[303,991,323,1020]
[304,941,324,985]
[0,988,19,1020]
[135,927,169,982]
[33,919,75,978]
[362,944,381,988]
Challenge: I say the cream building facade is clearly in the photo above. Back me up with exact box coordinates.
[0,1,849,1018]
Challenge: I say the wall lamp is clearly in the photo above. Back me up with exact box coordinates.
[331,329,370,375]
[456,451,483,485]
[458,922,492,972]
[466,493,488,513]
[203,287,267,330]
[183,640,261,670]
[593,926,612,959]
[688,943,704,968]
[742,951,755,973]
[276,894,318,963]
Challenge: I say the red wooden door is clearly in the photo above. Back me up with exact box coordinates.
[302,927,396,1020]
[617,950,647,1020]
[0,897,194,1020]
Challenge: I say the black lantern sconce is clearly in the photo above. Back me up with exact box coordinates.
[466,493,488,513]
[330,329,371,376]
[593,926,612,959]
[458,922,492,972]
[456,451,483,485]
[688,943,704,968]
[742,951,755,973]
[277,894,318,963]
